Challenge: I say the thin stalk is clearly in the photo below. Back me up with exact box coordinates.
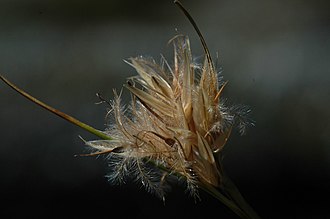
[0,75,111,141]
[199,182,248,218]
[222,175,261,219]
[200,176,261,219]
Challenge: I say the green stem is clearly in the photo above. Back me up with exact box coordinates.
[200,182,248,218]
[200,176,261,219]
[0,75,111,141]
[222,175,261,219]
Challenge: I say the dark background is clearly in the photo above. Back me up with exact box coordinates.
[1,0,330,218]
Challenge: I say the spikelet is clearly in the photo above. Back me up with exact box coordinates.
[85,35,250,199]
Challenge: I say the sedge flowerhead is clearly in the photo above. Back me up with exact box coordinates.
[85,32,251,199]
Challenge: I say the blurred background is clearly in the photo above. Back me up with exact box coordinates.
[1,0,330,218]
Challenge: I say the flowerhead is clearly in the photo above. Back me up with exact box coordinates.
[86,35,251,199]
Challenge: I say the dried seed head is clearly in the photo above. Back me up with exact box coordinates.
[86,35,251,199]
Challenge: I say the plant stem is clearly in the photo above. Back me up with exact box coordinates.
[200,182,247,218]
[222,175,261,219]
[0,75,111,141]
[200,176,261,219]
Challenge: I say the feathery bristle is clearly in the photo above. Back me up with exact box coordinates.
[86,35,250,199]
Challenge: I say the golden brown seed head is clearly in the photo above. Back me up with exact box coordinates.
[86,35,250,199]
